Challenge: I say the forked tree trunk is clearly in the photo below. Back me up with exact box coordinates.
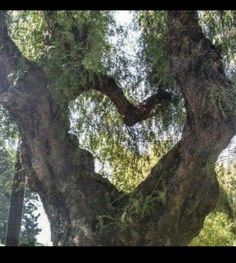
[0,11,236,246]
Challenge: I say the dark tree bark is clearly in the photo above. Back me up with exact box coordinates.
[5,148,25,246]
[0,11,235,246]
[92,75,172,126]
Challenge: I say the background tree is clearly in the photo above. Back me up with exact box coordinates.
[0,138,41,246]
[0,10,235,246]
[20,190,41,246]
[5,147,26,246]
[0,144,14,245]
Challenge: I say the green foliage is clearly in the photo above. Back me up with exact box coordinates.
[198,11,236,67]
[138,11,174,89]
[6,11,185,167]
[0,145,15,244]
[0,106,19,146]
[1,10,236,246]
[190,161,236,246]
[190,212,236,246]
[207,83,236,118]
[7,11,112,104]
[97,191,163,234]
[110,140,172,193]
[0,142,41,246]
[217,161,236,218]
[137,11,185,130]
[20,191,41,246]
[8,11,46,61]
[70,87,179,194]
[198,10,236,96]
[42,11,112,103]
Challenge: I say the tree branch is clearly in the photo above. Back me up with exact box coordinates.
[135,9,236,213]
[0,11,47,111]
[92,75,172,126]
[112,11,236,246]
[41,11,172,126]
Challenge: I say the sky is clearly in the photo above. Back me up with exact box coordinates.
[36,10,236,245]
[37,200,52,245]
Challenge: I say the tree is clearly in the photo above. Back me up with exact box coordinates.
[20,191,41,246]
[0,10,235,246]
[0,145,14,244]
[0,142,41,246]
[5,148,26,246]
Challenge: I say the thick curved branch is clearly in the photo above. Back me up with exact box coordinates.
[42,11,172,126]
[92,75,172,126]
[166,11,236,122]
[113,11,236,246]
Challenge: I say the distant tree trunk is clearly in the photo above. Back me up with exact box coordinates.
[5,148,25,246]
[0,11,235,246]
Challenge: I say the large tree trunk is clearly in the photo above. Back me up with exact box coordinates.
[0,11,235,246]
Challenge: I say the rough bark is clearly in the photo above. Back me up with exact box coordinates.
[127,11,236,245]
[0,10,235,246]
[5,148,25,246]
[0,11,121,245]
